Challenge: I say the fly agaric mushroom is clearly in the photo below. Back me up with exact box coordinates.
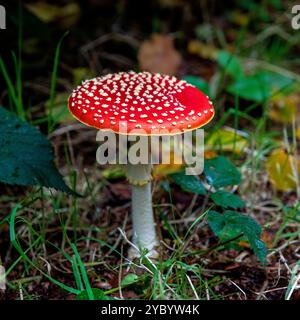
[68,71,214,257]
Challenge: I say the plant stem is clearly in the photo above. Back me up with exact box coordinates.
[125,163,158,255]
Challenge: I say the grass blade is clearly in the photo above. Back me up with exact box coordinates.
[9,203,80,295]
[71,243,94,300]
[48,31,69,132]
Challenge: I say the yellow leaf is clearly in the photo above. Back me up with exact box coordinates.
[228,11,249,26]
[187,40,218,60]
[26,3,80,28]
[296,128,300,141]
[206,128,248,154]
[153,152,183,178]
[266,149,300,192]
[269,93,300,124]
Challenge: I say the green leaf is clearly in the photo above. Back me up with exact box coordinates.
[121,273,139,287]
[206,210,226,235]
[76,288,111,300]
[0,106,75,194]
[169,171,206,195]
[204,156,241,188]
[227,71,295,102]
[225,211,261,239]
[183,75,210,95]
[207,210,241,241]
[207,210,267,266]
[217,50,244,79]
[249,239,267,267]
[227,74,269,102]
[45,92,75,124]
[211,190,245,209]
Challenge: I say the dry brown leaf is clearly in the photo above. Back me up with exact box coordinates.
[261,230,274,249]
[204,150,218,159]
[138,34,182,75]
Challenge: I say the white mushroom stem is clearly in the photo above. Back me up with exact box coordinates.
[125,163,158,256]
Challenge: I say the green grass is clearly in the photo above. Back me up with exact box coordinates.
[2,188,228,299]
[0,57,25,120]
[48,31,69,133]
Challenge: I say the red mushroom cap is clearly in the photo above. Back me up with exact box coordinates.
[68,71,214,135]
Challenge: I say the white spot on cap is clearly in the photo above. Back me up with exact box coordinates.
[69,71,213,133]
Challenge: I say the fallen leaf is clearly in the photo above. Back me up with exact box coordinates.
[266,149,300,192]
[206,127,248,154]
[204,150,218,159]
[228,11,250,26]
[297,128,300,141]
[153,152,183,178]
[187,40,218,60]
[261,230,275,249]
[26,2,80,28]
[269,93,300,124]
[238,241,250,248]
[138,34,182,75]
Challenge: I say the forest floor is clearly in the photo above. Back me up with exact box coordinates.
[0,0,300,300]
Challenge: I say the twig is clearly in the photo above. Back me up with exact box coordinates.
[228,279,247,300]
[186,274,199,300]
[118,245,124,299]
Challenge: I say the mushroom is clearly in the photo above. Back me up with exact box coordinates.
[68,71,214,257]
